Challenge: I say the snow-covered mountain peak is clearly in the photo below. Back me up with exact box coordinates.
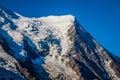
[1,13,77,64]
[12,14,75,52]
[1,12,79,79]
[1,6,120,80]
[14,15,75,32]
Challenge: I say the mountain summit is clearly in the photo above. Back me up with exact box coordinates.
[0,6,120,80]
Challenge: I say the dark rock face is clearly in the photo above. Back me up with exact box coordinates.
[23,36,39,59]
[0,5,120,80]
[0,67,25,80]
[15,62,37,80]
[110,55,120,78]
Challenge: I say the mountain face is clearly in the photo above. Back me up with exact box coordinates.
[0,6,120,80]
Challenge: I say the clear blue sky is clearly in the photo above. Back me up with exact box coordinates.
[0,0,120,57]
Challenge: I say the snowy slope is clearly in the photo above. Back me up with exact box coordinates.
[0,6,120,80]
[6,15,79,79]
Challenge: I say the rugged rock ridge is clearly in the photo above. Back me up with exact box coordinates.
[0,6,120,80]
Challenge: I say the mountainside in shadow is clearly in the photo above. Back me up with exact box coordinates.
[0,5,120,80]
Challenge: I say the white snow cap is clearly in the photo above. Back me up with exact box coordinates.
[40,15,75,23]
[9,15,76,57]
[37,15,75,29]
